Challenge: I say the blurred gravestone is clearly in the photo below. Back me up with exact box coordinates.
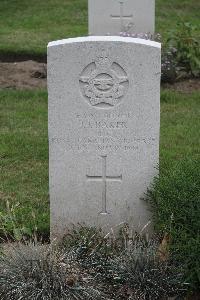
[88,0,155,35]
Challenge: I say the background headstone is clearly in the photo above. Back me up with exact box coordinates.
[88,0,155,35]
[48,36,161,239]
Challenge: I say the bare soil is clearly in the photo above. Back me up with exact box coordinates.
[0,60,200,92]
[162,78,200,94]
[0,61,47,90]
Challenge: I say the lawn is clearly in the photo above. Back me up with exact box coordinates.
[0,90,49,237]
[160,90,200,167]
[0,89,199,237]
[0,0,199,57]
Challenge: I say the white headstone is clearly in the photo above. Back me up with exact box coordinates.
[48,36,161,239]
[88,0,155,35]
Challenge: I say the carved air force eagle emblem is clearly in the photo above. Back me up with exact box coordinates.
[79,55,129,108]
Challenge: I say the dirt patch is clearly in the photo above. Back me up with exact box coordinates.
[0,52,46,63]
[0,61,200,92]
[0,61,47,90]
[162,78,200,94]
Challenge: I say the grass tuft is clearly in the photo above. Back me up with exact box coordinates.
[146,158,200,290]
[0,228,187,299]
[0,241,104,300]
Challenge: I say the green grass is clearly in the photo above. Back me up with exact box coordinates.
[0,0,199,57]
[0,90,49,237]
[160,90,200,167]
[0,89,199,237]
[0,0,87,57]
[156,0,200,40]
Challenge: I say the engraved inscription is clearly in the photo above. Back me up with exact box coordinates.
[111,1,134,32]
[80,120,128,129]
[86,155,122,214]
[80,55,128,108]
[50,136,155,152]
[50,110,158,153]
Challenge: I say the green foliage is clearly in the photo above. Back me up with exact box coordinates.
[0,201,34,240]
[146,158,200,289]
[167,22,200,77]
[161,21,200,82]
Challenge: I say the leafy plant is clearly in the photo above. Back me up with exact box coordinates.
[0,201,34,241]
[167,22,200,78]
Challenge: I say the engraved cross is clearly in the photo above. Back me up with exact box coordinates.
[111,1,133,31]
[86,155,122,215]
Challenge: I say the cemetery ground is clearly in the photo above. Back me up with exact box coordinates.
[0,0,200,299]
[0,89,200,299]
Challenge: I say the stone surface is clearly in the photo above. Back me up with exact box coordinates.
[88,0,155,35]
[48,36,161,239]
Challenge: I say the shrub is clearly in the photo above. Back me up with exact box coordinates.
[167,22,200,78]
[146,158,200,290]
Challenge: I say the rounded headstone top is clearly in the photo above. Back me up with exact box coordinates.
[48,36,161,49]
